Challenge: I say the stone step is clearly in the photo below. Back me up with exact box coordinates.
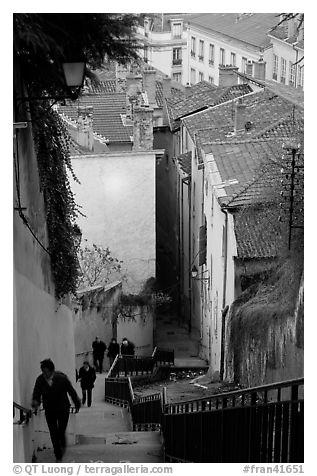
[36,431,163,463]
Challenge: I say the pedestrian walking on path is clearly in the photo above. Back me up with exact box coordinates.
[77,361,96,407]
[107,337,120,368]
[92,336,107,373]
[32,358,81,463]
[120,337,135,356]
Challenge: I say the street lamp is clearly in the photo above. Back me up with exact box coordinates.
[17,61,86,102]
[191,265,210,285]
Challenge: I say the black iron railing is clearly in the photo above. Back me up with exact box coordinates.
[13,402,33,424]
[163,378,304,463]
[153,347,174,366]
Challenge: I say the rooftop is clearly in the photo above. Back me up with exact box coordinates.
[183,88,304,156]
[186,13,279,49]
[59,93,133,143]
[233,206,283,260]
[166,81,253,131]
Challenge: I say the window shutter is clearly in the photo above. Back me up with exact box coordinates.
[199,224,207,266]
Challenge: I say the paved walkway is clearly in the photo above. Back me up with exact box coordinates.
[36,374,163,463]
[155,313,208,368]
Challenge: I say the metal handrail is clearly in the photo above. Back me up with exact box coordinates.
[107,353,119,378]
[164,377,304,412]
[13,401,33,424]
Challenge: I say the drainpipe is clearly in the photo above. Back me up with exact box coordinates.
[188,177,192,334]
[220,208,229,381]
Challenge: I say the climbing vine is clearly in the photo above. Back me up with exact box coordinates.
[32,103,81,299]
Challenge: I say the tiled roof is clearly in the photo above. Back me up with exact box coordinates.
[183,88,302,148]
[233,206,283,259]
[144,13,193,32]
[204,139,284,206]
[176,151,192,176]
[155,81,163,108]
[88,80,117,94]
[59,93,133,143]
[186,13,278,48]
[236,73,304,109]
[166,82,252,131]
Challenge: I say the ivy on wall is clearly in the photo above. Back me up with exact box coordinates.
[32,104,81,299]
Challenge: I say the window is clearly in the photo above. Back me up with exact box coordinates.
[172,22,182,38]
[199,71,204,82]
[209,44,214,65]
[273,54,278,80]
[191,36,196,57]
[230,52,236,67]
[298,66,304,89]
[199,40,204,61]
[208,76,214,84]
[190,68,196,85]
[281,57,286,84]
[220,48,225,66]
[289,61,296,86]
[242,57,247,73]
[172,72,182,83]
[172,47,182,65]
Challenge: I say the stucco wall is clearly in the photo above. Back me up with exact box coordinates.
[117,305,154,356]
[73,282,122,370]
[70,153,156,295]
[13,124,77,462]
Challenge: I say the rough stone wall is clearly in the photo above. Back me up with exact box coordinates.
[133,107,154,151]
[224,276,304,387]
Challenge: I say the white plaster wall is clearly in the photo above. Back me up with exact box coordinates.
[270,38,304,86]
[117,307,154,356]
[186,25,271,85]
[70,153,156,294]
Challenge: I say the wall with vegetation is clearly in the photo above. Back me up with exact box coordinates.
[13,125,77,462]
[224,268,304,387]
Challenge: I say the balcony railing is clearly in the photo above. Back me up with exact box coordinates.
[198,55,204,62]
[13,402,33,425]
[190,51,196,58]
[172,58,182,66]
[209,59,214,66]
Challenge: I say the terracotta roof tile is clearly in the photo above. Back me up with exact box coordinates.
[233,206,283,259]
[166,82,252,131]
[59,93,132,143]
[88,80,116,94]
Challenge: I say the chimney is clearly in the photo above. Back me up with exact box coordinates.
[77,105,94,151]
[287,18,296,38]
[126,73,143,95]
[218,65,239,87]
[133,106,154,151]
[162,76,172,99]
[253,58,266,81]
[143,69,157,106]
[234,99,247,133]
[246,60,253,76]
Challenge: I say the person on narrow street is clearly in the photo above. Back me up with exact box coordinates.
[32,358,81,463]
[107,337,120,368]
[92,336,107,373]
[120,337,135,356]
[77,361,96,407]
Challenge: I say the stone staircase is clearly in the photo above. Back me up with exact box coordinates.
[35,374,163,463]
[155,313,208,369]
